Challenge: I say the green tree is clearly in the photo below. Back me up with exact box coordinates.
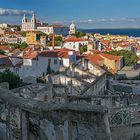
[10,25,21,31]
[36,31,47,36]
[20,31,26,37]
[73,31,86,38]
[0,69,21,89]
[46,41,52,46]
[54,36,62,46]
[11,42,28,50]
[11,43,20,49]
[54,36,62,42]
[104,50,138,66]
[80,45,87,54]
[46,35,62,46]
[20,42,28,50]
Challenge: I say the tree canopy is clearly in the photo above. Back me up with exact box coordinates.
[10,25,21,31]
[73,31,86,38]
[104,50,138,66]
[79,45,87,54]
[0,69,21,89]
[11,42,28,50]
[36,31,47,36]
[20,31,26,37]
[46,35,62,46]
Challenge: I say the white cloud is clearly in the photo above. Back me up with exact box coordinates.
[0,8,34,16]
[49,18,140,24]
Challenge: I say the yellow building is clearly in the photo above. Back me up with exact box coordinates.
[26,31,39,45]
[99,53,123,71]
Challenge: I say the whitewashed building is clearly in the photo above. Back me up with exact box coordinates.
[16,49,76,79]
[48,58,106,96]
[63,37,89,51]
[37,26,53,35]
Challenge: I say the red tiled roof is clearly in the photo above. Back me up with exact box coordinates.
[0,46,13,51]
[39,49,71,58]
[86,54,104,65]
[65,37,88,42]
[23,52,38,60]
[99,40,109,46]
[40,51,68,58]
[5,31,18,35]
[99,53,121,61]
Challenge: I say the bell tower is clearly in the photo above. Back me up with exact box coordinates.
[22,14,27,31]
[30,14,37,30]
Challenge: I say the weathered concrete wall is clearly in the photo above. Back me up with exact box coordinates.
[111,125,140,140]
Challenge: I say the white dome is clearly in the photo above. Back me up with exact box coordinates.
[69,21,76,34]
[70,22,75,28]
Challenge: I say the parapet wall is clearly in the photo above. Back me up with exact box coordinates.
[0,87,112,140]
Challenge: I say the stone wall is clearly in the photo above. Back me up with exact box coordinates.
[111,125,140,140]
[0,87,112,140]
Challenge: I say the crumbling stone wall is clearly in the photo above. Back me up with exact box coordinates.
[0,87,112,140]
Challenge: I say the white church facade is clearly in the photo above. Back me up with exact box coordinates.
[21,14,69,36]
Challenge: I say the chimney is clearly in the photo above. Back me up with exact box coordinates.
[52,32,54,50]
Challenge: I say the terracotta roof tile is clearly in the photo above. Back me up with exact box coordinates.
[23,52,38,60]
[0,46,13,51]
[86,54,104,65]
[65,37,88,42]
[39,49,71,58]
[99,53,121,61]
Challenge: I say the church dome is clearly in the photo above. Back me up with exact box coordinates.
[69,21,76,34]
[70,21,75,28]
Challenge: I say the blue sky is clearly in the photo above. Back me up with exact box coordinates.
[0,0,140,28]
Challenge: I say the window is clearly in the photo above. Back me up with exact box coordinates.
[60,60,63,65]
[48,59,51,64]
[54,59,57,65]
